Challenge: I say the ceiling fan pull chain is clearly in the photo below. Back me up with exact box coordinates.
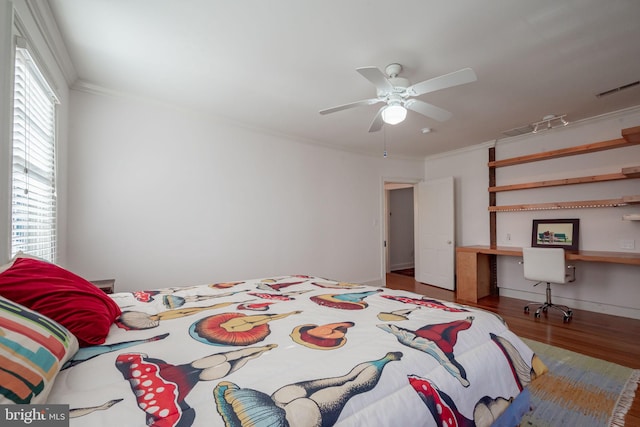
[383,127,388,158]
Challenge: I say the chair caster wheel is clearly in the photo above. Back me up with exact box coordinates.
[567,310,573,316]
[542,306,548,313]
[563,315,571,323]
[534,311,541,318]
[524,306,530,314]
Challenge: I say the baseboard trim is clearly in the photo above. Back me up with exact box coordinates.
[390,262,415,271]
[499,288,640,320]
[361,278,383,287]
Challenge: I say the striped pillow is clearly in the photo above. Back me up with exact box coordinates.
[0,295,79,404]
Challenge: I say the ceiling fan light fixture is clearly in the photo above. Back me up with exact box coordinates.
[382,104,407,125]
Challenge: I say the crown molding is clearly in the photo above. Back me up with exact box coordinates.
[24,0,77,86]
[72,79,125,98]
[424,139,495,162]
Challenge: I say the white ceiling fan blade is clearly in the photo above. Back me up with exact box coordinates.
[406,68,477,97]
[368,106,385,132]
[405,99,452,122]
[319,98,382,115]
[356,66,394,93]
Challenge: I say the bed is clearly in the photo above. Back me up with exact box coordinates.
[1,256,546,427]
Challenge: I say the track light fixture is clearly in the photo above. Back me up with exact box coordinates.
[531,114,569,134]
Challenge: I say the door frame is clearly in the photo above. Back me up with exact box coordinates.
[380,177,421,286]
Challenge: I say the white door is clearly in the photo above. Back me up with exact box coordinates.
[415,177,455,290]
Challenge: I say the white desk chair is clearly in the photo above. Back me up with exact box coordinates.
[522,247,576,322]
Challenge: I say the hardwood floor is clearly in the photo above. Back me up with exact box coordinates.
[385,272,640,425]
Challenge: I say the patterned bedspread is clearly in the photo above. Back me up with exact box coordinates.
[47,275,542,426]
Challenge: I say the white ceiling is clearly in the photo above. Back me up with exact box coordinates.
[47,0,640,158]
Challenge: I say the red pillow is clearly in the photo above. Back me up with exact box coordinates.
[0,257,121,347]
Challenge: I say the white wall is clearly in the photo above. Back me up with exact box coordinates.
[426,107,640,319]
[425,141,493,246]
[65,89,424,291]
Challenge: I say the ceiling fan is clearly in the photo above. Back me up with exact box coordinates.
[319,63,477,132]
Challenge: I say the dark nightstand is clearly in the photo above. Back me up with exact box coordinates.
[90,279,115,294]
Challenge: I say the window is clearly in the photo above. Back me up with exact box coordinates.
[11,40,59,262]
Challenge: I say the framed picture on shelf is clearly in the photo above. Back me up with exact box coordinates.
[531,218,580,251]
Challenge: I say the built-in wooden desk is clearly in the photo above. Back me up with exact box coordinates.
[455,245,640,303]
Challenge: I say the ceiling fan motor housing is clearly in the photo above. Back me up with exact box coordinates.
[385,63,403,77]
[380,63,409,97]
[388,77,409,93]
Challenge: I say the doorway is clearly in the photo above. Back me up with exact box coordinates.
[381,177,455,289]
[382,180,418,285]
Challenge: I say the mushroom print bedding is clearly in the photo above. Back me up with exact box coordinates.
[46,275,545,426]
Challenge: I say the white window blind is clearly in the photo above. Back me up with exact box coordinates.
[11,42,59,263]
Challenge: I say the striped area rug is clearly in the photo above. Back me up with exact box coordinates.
[522,339,640,427]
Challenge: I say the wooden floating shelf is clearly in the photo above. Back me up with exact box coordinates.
[488,126,640,168]
[489,195,640,212]
[624,195,640,203]
[622,165,640,178]
[622,125,640,143]
[489,166,639,192]
[488,138,636,168]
